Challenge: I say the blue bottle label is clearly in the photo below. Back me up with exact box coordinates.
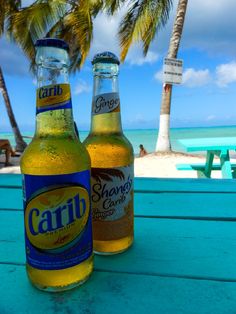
[23,171,93,270]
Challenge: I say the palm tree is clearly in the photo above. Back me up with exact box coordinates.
[8,0,129,72]
[2,0,102,151]
[8,1,114,72]
[6,0,187,154]
[2,0,112,153]
[0,1,27,152]
[156,0,188,151]
[118,0,188,152]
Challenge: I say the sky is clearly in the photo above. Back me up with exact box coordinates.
[1,0,236,133]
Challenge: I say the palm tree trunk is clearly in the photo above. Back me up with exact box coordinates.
[0,66,27,152]
[156,0,188,152]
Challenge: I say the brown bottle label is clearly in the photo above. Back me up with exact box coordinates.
[91,165,134,241]
[92,92,120,115]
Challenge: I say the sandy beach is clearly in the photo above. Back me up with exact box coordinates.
[0,151,225,178]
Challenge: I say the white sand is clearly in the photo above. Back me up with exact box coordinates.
[0,151,226,178]
[134,152,222,178]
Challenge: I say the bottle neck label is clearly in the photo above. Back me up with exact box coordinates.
[36,83,72,114]
[92,92,120,115]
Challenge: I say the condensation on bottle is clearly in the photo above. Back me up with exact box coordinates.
[83,51,134,255]
[20,38,93,291]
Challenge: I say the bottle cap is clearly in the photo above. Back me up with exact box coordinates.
[92,51,120,65]
[35,38,69,52]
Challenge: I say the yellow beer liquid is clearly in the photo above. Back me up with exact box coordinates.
[21,110,93,291]
[84,112,134,254]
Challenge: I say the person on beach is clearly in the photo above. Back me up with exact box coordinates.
[139,144,148,157]
[0,139,18,166]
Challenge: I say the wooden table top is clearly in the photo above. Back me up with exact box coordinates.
[1,174,236,313]
[178,137,236,152]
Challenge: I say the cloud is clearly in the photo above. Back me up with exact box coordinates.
[2,0,236,76]
[154,67,211,87]
[215,62,236,87]
[182,68,211,87]
[155,62,236,88]
[126,49,159,66]
[91,9,159,66]
[90,11,123,59]
[145,0,236,58]
[0,38,30,76]
[74,79,91,95]
[154,69,163,82]
[206,115,216,121]
[181,0,236,56]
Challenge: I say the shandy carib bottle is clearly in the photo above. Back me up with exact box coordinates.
[83,52,134,254]
[20,38,93,291]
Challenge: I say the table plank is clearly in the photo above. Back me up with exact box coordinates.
[134,177,236,192]
[135,191,236,219]
[2,175,236,193]
[0,173,22,187]
[178,137,236,152]
[2,187,236,219]
[1,264,236,314]
[0,188,23,210]
[1,211,236,281]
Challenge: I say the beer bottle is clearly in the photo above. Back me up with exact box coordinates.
[20,38,93,291]
[83,51,134,254]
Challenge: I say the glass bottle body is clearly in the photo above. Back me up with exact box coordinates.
[84,58,134,254]
[20,41,93,291]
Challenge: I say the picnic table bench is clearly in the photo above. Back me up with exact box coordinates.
[176,162,236,178]
[1,174,236,313]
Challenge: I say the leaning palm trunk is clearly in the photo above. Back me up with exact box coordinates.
[156,0,188,152]
[0,66,27,152]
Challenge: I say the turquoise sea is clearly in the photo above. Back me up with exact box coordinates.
[1,125,236,156]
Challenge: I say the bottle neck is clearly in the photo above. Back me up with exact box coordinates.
[35,48,76,138]
[90,74,123,134]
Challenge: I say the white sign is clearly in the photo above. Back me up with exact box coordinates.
[163,58,183,84]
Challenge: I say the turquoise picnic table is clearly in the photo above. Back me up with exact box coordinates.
[177,137,236,178]
[1,174,236,313]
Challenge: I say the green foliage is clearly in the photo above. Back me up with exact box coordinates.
[7,1,67,64]
[103,0,126,14]
[0,0,21,36]
[3,0,106,72]
[119,0,173,61]
[1,0,174,71]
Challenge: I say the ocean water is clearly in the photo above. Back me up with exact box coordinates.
[1,125,236,156]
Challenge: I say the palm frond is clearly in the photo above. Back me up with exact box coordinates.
[58,3,94,71]
[119,0,173,61]
[64,0,104,17]
[90,0,104,17]
[103,0,127,14]
[6,0,67,62]
[118,0,139,62]
[0,0,21,36]
[141,0,173,55]
[0,0,6,36]
[3,0,100,73]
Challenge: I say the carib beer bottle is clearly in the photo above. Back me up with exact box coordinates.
[20,38,93,291]
[83,52,134,255]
